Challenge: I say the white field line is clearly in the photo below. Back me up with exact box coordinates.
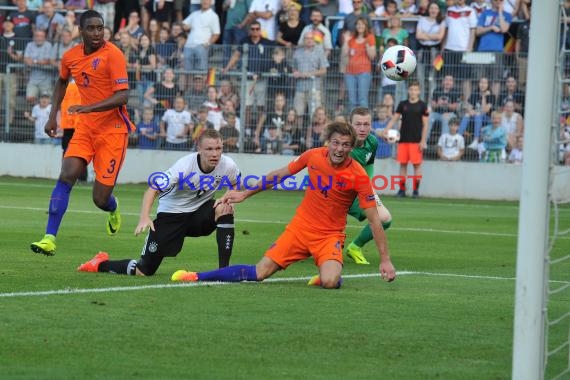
[0,204,521,237]
[0,271,568,299]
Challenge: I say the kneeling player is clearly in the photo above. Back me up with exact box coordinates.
[77,129,241,275]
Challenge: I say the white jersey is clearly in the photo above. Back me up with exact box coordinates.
[444,5,477,52]
[33,104,51,139]
[162,109,192,144]
[157,153,240,213]
[437,133,465,159]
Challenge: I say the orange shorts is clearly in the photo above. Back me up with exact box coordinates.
[397,142,423,165]
[264,223,346,269]
[64,128,128,186]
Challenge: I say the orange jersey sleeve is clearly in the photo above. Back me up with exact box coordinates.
[60,81,82,130]
[60,42,134,134]
[287,147,376,234]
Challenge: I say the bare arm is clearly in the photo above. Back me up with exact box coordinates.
[380,113,401,137]
[135,187,159,235]
[420,114,429,149]
[223,50,241,73]
[467,28,476,51]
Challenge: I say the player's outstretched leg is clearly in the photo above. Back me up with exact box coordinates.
[171,265,258,282]
[172,257,280,283]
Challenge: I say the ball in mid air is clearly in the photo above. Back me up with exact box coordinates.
[381,45,417,81]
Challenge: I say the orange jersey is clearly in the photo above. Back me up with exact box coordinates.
[60,42,135,134]
[287,147,376,234]
[60,81,81,130]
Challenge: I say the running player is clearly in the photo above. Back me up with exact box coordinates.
[171,122,397,288]
[77,130,240,276]
[344,107,393,265]
[30,10,135,256]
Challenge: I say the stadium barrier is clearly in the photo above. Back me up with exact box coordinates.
[0,41,546,162]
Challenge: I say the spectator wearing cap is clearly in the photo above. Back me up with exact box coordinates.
[24,29,53,105]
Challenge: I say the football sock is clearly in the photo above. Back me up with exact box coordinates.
[46,180,72,236]
[197,265,258,282]
[100,194,117,212]
[353,219,392,247]
[353,225,372,248]
[414,180,421,192]
[99,259,137,275]
[216,214,234,268]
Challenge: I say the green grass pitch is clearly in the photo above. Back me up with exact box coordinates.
[0,176,568,380]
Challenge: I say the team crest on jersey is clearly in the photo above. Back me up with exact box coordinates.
[148,241,158,253]
[92,57,100,71]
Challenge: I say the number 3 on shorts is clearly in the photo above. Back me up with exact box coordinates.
[106,159,117,174]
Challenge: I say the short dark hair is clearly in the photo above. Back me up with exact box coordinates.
[79,10,103,28]
[323,122,356,147]
[448,117,459,126]
[349,107,371,124]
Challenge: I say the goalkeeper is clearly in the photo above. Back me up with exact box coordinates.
[345,107,392,265]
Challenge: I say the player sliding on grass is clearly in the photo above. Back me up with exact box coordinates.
[30,10,134,256]
[171,122,397,288]
[344,107,393,265]
[77,130,240,275]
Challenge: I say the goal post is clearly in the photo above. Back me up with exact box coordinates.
[512,1,559,379]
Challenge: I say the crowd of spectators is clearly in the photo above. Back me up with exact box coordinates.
[0,0,567,164]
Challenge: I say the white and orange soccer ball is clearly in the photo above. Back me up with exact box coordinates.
[386,129,401,144]
[381,45,417,81]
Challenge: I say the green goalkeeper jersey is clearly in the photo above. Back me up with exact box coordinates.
[350,134,377,178]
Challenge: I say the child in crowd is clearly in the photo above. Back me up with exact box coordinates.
[160,96,192,151]
[481,111,508,163]
[203,85,223,131]
[281,108,302,155]
[137,107,160,149]
[372,104,393,158]
[255,92,287,153]
[437,117,465,161]
[508,135,523,164]
[25,92,53,144]
[267,47,292,105]
[192,105,214,145]
[219,111,239,153]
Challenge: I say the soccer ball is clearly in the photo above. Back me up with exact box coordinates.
[381,45,417,81]
[386,129,400,144]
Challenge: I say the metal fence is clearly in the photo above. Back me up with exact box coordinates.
[0,41,536,162]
